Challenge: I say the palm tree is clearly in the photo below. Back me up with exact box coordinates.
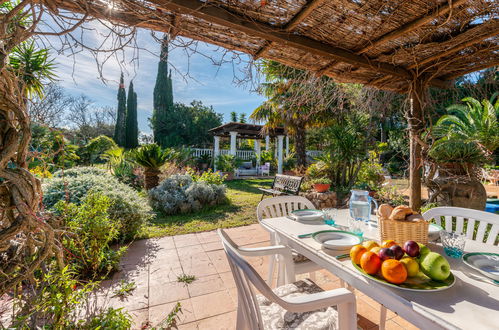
[433,94,499,154]
[251,61,336,168]
[8,40,56,98]
[130,144,176,189]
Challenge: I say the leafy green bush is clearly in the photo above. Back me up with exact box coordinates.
[53,166,108,178]
[428,139,488,165]
[215,154,241,172]
[43,171,152,240]
[311,177,331,184]
[83,308,132,329]
[356,151,385,191]
[149,174,227,215]
[188,168,225,185]
[55,192,126,279]
[78,135,117,164]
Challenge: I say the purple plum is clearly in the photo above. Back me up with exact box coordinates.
[390,245,405,260]
[379,248,395,261]
[403,240,420,258]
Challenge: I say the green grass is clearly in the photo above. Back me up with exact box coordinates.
[140,178,273,238]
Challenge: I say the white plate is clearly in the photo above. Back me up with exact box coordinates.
[290,209,324,222]
[428,223,443,242]
[312,230,362,250]
[463,252,499,281]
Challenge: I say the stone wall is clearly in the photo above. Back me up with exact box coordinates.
[300,191,337,209]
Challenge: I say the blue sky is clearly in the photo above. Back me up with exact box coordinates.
[50,28,266,133]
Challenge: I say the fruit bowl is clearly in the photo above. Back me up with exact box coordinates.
[352,262,455,291]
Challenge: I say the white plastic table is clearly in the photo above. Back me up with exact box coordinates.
[261,209,499,330]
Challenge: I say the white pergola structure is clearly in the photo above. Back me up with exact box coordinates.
[209,122,287,174]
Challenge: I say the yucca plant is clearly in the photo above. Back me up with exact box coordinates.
[130,144,175,189]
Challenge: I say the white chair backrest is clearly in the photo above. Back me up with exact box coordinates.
[423,207,499,245]
[217,229,291,330]
[257,196,315,222]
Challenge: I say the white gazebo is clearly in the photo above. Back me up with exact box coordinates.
[209,122,288,174]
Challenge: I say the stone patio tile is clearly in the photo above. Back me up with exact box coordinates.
[107,284,149,311]
[218,271,236,289]
[129,308,149,330]
[206,250,231,273]
[149,266,184,285]
[174,233,200,248]
[227,287,238,305]
[196,231,221,244]
[389,315,419,330]
[187,274,225,298]
[148,299,196,327]
[113,264,149,287]
[190,290,236,320]
[181,260,218,277]
[355,293,397,319]
[356,295,383,328]
[202,241,223,252]
[195,310,237,330]
[151,236,176,250]
[177,244,205,257]
[149,280,190,307]
[180,253,212,270]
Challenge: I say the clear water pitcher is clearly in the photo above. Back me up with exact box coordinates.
[349,190,378,227]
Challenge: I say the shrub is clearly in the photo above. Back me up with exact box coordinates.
[149,174,227,215]
[356,151,385,191]
[53,166,108,178]
[188,168,225,185]
[82,308,132,329]
[54,192,126,279]
[215,154,241,172]
[78,135,117,164]
[43,170,152,240]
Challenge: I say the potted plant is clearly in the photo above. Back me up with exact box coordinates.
[215,154,240,180]
[197,153,211,170]
[312,177,331,193]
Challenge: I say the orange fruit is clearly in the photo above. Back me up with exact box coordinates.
[360,251,382,275]
[350,245,367,265]
[381,240,398,248]
[381,259,408,284]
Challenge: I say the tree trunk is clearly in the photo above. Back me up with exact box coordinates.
[294,125,307,169]
[144,168,161,189]
[407,79,426,211]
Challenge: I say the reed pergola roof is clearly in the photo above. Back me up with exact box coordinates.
[209,122,285,139]
[55,0,499,92]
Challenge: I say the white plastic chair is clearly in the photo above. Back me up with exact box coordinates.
[218,229,357,330]
[259,162,270,176]
[257,196,324,286]
[423,207,499,245]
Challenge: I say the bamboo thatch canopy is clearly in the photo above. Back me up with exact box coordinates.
[55,0,498,92]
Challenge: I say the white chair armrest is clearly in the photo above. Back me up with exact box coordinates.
[279,287,355,313]
[237,245,291,258]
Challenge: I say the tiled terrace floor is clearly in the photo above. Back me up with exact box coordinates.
[100,224,419,329]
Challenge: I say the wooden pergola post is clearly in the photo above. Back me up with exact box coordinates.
[407,77,427,211]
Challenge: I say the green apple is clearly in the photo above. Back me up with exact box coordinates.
[417,243,431,256]
[419,252,451,281]
[400,257,419,277]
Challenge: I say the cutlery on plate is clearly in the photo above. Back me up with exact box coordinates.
[465,272,499,286]
[297,233,315,239]
[335,254,350,260]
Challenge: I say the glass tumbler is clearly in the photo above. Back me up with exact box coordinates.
[440,231,466,258]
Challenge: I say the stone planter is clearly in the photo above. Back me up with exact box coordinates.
[301,191,337,209]
[427,163,486,210]
[313,183,330,193]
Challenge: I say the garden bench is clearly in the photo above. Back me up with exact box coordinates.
[259,174,303,200]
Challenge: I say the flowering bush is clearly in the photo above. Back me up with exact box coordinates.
[187,168,225,185]
[43,169,152,240]
[149,174,227,215]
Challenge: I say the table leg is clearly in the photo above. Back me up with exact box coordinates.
[379,305,387,330]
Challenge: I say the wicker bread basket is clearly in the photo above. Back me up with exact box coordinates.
[378,216,429,244]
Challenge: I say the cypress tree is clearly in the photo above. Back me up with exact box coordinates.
[151,34,174,146]
[124,81,138,148]
[114,73,127,146]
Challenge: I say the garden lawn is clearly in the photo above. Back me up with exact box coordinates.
[140,178,273,238]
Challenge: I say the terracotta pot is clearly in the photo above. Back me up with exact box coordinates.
[314,183,330,193]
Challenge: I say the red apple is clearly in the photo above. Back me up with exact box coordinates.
[403,240,420,258]
[379,247,395,261]
[390,245,405,260]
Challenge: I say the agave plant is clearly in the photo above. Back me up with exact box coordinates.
[130,144,175,189]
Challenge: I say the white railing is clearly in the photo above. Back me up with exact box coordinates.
[192,148,322,160]
[191,148,255,160]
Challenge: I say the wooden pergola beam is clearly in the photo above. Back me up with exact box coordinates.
[408,25,499,69]
[150,0,413,79]
[358,0,469,55]
[440,59,499,80]
[254,0,327,59]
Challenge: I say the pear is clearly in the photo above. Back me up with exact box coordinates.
[419,252,451,281]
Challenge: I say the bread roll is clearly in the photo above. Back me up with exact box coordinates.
[377,204,393,219]
[389,205,413,220]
